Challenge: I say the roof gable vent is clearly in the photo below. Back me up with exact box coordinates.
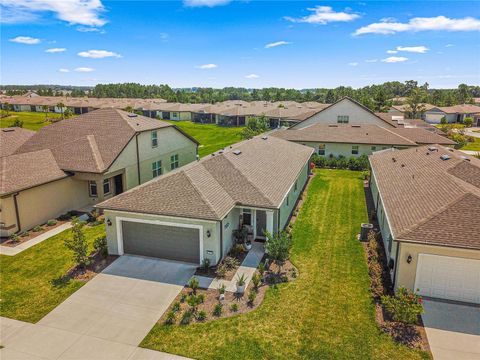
[351,124,361,128]
[233,150,242,155]
[440,154,451,161]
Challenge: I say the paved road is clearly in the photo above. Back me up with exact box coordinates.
[0,255,196,359]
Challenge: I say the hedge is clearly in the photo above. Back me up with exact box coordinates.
[312,154,369,171]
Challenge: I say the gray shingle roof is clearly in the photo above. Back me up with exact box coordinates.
[369,145,480,250]
[389,127,456,146]
[0,127,35,157]
[97,136,314,220]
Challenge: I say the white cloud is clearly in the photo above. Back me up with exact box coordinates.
[445,43,454,47]
[354,16,480,35]
[46,47,66,53]
[381,56,408,63]
[76,26,105,33]
[59,68,69,72]
[196,63,218,69]
[245,74,259,79]
[78,50,121,58]
[265,41,291,48]
[365,59,378,63]
[396,45,429,53]
[348,62,359,66]
[74,67,94,72]
[9,36,40,44]
[183,0,230,7]
[0,0,106,26]
[285,5,360,24]
[386,50,398,54]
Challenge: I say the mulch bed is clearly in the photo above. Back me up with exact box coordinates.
[159,260,297,326]
[1,219,69,247]
[194,248,248,281]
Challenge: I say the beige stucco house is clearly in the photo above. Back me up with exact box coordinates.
[97,136,313,266]
[369,146,480,304]
[0,109,199,237]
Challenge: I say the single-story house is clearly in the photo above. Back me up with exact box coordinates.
[424,104,480,125]
[369,146,480,304]
[290,97,397,129]
[96,136,314,266]
[0,127,35,157]
[272,124,455,158]
[388,104,435,120]
[0,108,199,237]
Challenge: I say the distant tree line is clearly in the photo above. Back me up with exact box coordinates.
[2,82,479,109]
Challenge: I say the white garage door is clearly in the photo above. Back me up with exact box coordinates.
[415,254,480,304]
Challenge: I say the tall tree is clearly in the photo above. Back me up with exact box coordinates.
[405,87,427,119]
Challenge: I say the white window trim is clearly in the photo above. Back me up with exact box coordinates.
[103,178,111,195]
[352,145,359,155]
[151,131,158,148]
[88,180,98,197]
[170,154,179,170]
[152,160,162,178]
[115,217,204,265]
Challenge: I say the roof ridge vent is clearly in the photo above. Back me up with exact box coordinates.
[440,154,451,161]
[328,124,338,127]
[233,150,242,155]
[428,146,438,152]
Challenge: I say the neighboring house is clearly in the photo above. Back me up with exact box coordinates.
[0,127,35,157]
[369,146,480,304]
[388,104,435,120]
[290,97,397,130]
[272,124,455,158]
[96,136,314,266]
[0,108,199,237]
[424,104,480,124]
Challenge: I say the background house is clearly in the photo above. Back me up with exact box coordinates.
[424,104,480,124]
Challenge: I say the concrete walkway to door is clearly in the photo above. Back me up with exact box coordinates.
[0,255,196,359]
[422,299,480,360]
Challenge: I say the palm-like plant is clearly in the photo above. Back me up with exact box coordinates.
[42,105,49,121]
[56,102,65,119]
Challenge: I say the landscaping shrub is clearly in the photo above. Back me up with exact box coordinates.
[218,284,226,297]
[188,277,199,294]
[187,294,202,313]
[180,293,187,303]
[215,264,227,278]
[265,230,292,273]
[381,287,424,325]
[10,233,19,243]
[257,262,265,276]
[93,236,108,258]
[251,273,261,289]
[172,302,181,313]
[201,258,211,272]
[228,244,244,258]
[165,311,176,325]
[180,311,193,325]
[198,294,205,304]
[64,218,90,269]
[32,225,43,232]
[213,303,223,316]
[196,310,207,321]
[47,219,57,226]
[311,154,369,171]
[20,231,30,237]
[223,256,240,270]
[230,303,239,312]
[248,290,257,305]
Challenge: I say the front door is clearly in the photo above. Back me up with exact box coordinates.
[114,174,124,195]
[256,210,267,239]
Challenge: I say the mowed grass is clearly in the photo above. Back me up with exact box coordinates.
[0,111,63,131]
[168,121,244,157]
[462,137,480,151]
[141,170,429,360]
[0,224,106,323]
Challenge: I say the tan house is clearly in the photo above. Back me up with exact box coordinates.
[96,136,313,266]
[369,146,480,304]
[0,108,199,237]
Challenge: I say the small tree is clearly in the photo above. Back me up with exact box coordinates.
[42,105,49,120]
[56,102,65,119]
[381,287,424,325]
[63,108,73,119]
[9,119,23,128]
[464,117,473,127]
[265,230,292,273]
[241,115,269,139]
[64,218,90,269]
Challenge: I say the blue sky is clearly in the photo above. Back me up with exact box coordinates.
[1,1,480,88]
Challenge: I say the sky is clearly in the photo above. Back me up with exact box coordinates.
[1,0,480,89]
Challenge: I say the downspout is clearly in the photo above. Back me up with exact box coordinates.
[135,133,141,185]
[12,192,21,233]
[277,209,281,232]
[392,241,400,291]
[219,220,223,261]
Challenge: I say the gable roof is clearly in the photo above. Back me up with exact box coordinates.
[14,108,175,173]
[1,149,68,196]
[0,127,35,157]
[389,127,456,146]
[429,104,480,114]
[369,145,480,250]
[272,124,416,146]
[97,136,314,221]
[291,97,398,129]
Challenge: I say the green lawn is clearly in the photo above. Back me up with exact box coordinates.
[0,111,63,131]
[141,170,429,360]
[0,224,106,323]
[462,137,480,151]
[168,121,244,157]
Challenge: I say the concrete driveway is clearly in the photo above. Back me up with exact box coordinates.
[422,299,480,360]
[1,255,196,359]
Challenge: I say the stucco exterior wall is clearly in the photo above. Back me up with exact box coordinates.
[297,141,399,158]
[279,161,309,230]
[221,207,240,257]
[103,209,221,265]
[0,177,90,236]
[425,110,456,124]
[168,112,192,121]
[293,99,391,129]
[395,242,480,291]
[108,127,198,190]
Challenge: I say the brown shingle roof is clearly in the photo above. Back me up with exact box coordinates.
[272,124,417,146]
[389,128,456,146]
[0,149,68,195]
[14,108,173,173]
[97,136,313,220]
[369,145,480,249]
[433,104,480,114]
[0,127,35,157]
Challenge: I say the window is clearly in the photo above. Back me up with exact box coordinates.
[318,144,326,156]
[152,160,162,178]
[103,178,111,195]
[151,131,158,148]
[371,146,377,151]
[88,181,97,197]
[242,209,252,226]
[337,115,349,123]
[172,112,179,118]
[170,154,179,170]
[352,145,359,155]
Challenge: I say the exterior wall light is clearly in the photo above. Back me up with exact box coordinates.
[407,254,412,264]
[206,230,211,238]
[106,218,112,226]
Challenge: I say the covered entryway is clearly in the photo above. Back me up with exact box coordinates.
[415,254,480,304]
[121,220,201,264]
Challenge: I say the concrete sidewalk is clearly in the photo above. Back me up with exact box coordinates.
[0,223,72,256]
